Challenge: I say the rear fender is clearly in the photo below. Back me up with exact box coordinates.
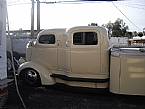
[18,62,55,85]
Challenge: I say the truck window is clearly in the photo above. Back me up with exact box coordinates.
[39,34,55,44]
[73,32,98,45]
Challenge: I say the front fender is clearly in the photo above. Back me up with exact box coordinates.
[18,61,55,85]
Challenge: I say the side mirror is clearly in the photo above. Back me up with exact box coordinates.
[27,40,36,47]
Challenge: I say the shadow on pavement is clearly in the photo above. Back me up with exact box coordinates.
[8,80,145,109]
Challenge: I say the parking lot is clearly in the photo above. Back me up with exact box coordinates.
[8,80,145,109]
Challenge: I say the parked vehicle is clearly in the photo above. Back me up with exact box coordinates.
[6,35,33,74]
[18,26,145,95]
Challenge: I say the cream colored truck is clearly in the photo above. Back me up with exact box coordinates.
[18,26,145,96]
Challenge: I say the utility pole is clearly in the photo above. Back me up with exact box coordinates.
[36,0,40,33]
[31,0,35,37]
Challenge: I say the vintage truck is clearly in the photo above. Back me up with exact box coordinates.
[18,26,145,96]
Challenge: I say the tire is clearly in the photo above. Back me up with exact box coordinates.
[20,69,41,87]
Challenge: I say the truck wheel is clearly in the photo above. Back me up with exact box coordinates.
[20,69,41,87]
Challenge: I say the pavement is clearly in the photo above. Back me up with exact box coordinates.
[7,81,145,109]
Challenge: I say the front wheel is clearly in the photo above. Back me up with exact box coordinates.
[20,69,41,87]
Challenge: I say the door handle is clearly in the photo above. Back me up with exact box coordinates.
[66,41,70,47]
[57,40,60,46]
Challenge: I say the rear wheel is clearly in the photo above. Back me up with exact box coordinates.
[20,69,41,87]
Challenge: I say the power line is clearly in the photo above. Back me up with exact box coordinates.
[37,0,106,4]
[40,0,89,4]
[8,0,145,6]
[8,2,31,6]
[112,2,142,31]
[124,5,145,10]
[121,3,145,7]
[118,4,145,10]
[8,0,105,5]
[116,2,145,10]
[7,0,32,6]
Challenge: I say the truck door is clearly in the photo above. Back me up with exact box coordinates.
[70,29,101,78]
[31,33,58,70]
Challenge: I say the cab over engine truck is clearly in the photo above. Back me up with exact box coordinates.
[18,26,145,96]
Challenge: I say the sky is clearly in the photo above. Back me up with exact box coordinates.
[7,0,145,32]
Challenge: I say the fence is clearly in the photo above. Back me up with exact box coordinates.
[109,37,129,46]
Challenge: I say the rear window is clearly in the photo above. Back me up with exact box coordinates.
[39,34,55,44]
[73,32,98,45]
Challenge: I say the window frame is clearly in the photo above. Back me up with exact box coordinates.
[38,34,56,45]
[73,31,98,46]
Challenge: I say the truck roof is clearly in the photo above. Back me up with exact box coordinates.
[66,26,107,32]
[37,26,107,39]
[38,28,66,36]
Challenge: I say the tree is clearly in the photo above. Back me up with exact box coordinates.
[143,28,145,35]
[104,18,129,37]
[125,32,133,39]
[132,31,138,37]
[102,21,113,38]
[138,32,143,37]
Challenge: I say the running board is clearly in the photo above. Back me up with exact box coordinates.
[50,74,109,83]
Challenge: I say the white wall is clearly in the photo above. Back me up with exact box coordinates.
[109,37,128,46]
[0,0,7,79]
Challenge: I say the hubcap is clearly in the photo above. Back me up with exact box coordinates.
[26,70,38,84]
[27,70,37,78]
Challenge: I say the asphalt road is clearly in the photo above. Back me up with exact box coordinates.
[8,81,145,109]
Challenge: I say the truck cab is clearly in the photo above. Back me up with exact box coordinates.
[18,26,110,88]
